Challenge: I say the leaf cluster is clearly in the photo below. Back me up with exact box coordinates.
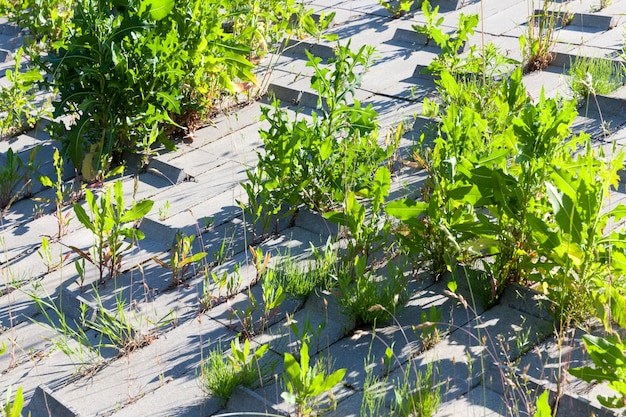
[72,179,153,283]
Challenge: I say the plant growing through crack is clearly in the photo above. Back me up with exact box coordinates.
[281,340,346,416]
[0,47,50,139]
[200,338,270,405]
[567,56,625,100]
[520,0,566,72]
[71,179,154,284]
[37,148,74,238]
[169,231,207,286]
[244,41,394,239]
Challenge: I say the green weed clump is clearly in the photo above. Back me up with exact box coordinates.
[567,56,625,100]
[199,339,269,406]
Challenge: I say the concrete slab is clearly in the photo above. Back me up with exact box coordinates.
[50,313,236,416]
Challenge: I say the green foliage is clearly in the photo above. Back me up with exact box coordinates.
[567,56,625,100]
[72,179,153,283]
[245,41,393,239]
[337,259,408,325]
[570,333,626,408]
[379,0,414,18]
[200,339,269,405]
[38,148,74,238]
[392,362,440,417]
[390,6,626,314]
[0,343,27,417]
[281,341,346,416]
[0,47,49,139]
[170,232,207,286]
[273,241,337,297]
[533,390,552,416]
[0,0,74,47]
[414,1,479,76]
[41,0,257,180]
[85,291,173,354]
[0,148,25,210]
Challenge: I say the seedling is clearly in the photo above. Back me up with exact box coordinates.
[281,340,346,416]
[170,231,206,286]
[158,201,170,221]
[38,148,73,238]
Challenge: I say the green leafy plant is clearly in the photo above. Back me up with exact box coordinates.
[362,336,441,417]
[337,259,408,325]
[200,339,269,405]
[38,236,70,273]
[85,291,173,355]
[245,41,393,239]
[392,362,440,417]
[0,47,49,139]
[0,148,25,210]
[0,0,74,48]
[27,283,100,372]
[41,0,257,180]
[38,148,74,238]
[379,0,414,18]
[569,279,626,408]
[71,180,154,284]
[169,232,207,286]
[281,340,346,416]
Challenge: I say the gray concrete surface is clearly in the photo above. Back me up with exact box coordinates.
[1,0,626,416]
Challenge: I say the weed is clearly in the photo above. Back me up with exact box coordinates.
[37,148,74,238]
[27,283,101,372]
[338,260,408,326]
[392,362,441,417]
[38,236,70,274]
[271,246,336,297]
[245,41,393,239]
[0,342,26,417]
[71,180,154,284]
[590,0,611,12]
[0,47,50,139]
[169,232,207,286]
[567,56,625,100]
[0,148,25,210]
[520,0,564,72]
[85,291,173,355]
[199,339,269,405]
[379,0,414,18]
[281,340,346,417]
[158,201,170,221]
[361,330,441,417]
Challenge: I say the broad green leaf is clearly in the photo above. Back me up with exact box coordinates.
[73,203,96,233]
[156,92,180,114]
[284,352,303,393]
[385,199,428,220]
[320,368,346,392]
[546,181,583,244]
[120,200,154,223]
[141,0,174,20]
[533,390,551,417]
